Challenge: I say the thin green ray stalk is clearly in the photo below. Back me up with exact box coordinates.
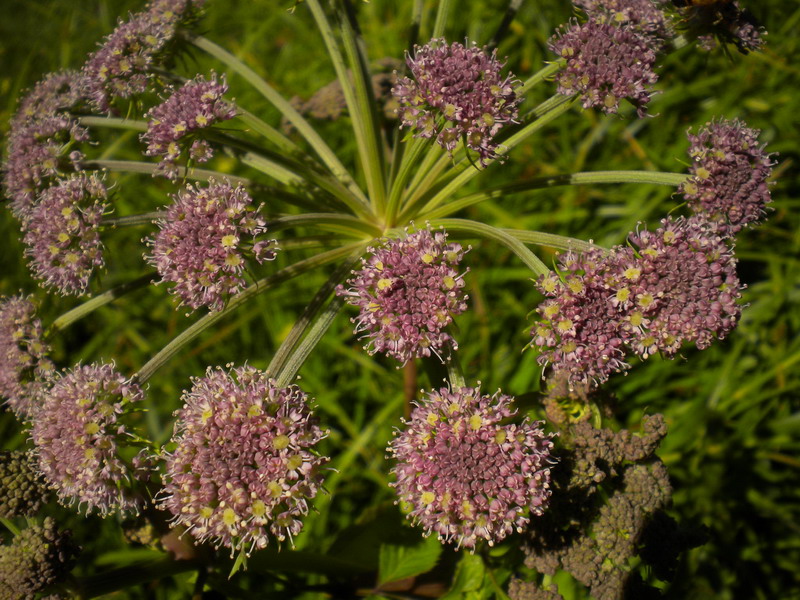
[517,61,562,96]
[446,347,466,389]
[342,0,388,205]
[430,218,549,276]
[204,131,369,215]
[266,213,381,238]
[102,212,163,228]
[274,294,346,388]
[80,159,251,187]
[47,273,156,335]
[504,230,602,253]
[134,245,359,384]
[268,250,364,378]
[306,0,386,213]
[235,107,302,156]
[386,136,431,226]
[78,116,148,132]
[432,0,451,38]
[418,170,689,220]
[188,33,370,208]
[408,95,577,218]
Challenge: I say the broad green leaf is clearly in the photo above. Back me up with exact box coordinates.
[440,553,486,600]
[377,535,442,586]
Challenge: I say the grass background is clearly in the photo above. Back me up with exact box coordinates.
[1,0,799,598]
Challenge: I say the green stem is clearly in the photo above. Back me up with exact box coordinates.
[80,159,251,187]
[235,107,302,156]
[430,218,549,276]
[504,229,601,253]
[446,347,466,389]
[307,0,386,213]
[432,0,451,38]
[408,95,576,218]
[274,294,346,387]
[134,245,359,383]
[267,251,364,378]
[78,116,148,132]
[517,61,562,96]
[0,518,21,536]
[418,170,688,220]
[102,212,162,228]
[266,213,381,238]
[207,131,370,217]
[386,136,431,226]
[47,273,156,335]
[188,33,370,208]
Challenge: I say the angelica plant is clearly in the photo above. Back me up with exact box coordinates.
[0,0,785,598]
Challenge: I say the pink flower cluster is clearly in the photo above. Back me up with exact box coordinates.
[393,39,520,165]
[574,0,673,41]
[0,295,54,420]
[681,118,774,236]
[141,74,235,178]
[532,216,741,385]
[31,362,144,516]
[549,19,659,117]
[148,179,276,312]
[82,0,206,112]
[389,385,554,549]
[23,173,108,296]
[158,365,329,554]
[337,228,469,364]
[3,71,89,223]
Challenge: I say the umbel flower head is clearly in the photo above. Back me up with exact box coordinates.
[532,216,742,385]
[158,365,329,555]
[141,73,236,178]
[336,227,469,365]
[31,362,144,516]
[147,179,276,312]
[82,0,206,112]
[549,19,659,117]
[680,118,774,236]
[0,517,80,600]
[573,0,674,42]
[0,295,54,420]
[23,173,108,297]
[393,39,521,165]
[389,385,555,550]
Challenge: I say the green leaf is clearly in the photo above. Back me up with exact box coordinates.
[377,535,442,586]
[440,553,486,600]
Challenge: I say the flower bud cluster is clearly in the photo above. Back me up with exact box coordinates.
[0,295,54,420]
[148,179,276,312]
[393,39,520,165]
[0,518,79,600]
[338,228,468,365]
[532,216,741,385]
[82,0,206,112]
[31,362,144,516]
[521,415,672,600]
[158,365,329,554]
[22,173,108,296]
[141,74,236,178]
[389,385,555,550]
[549,19,659,117]
[0,450,50,518]
[681,118,774,236]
